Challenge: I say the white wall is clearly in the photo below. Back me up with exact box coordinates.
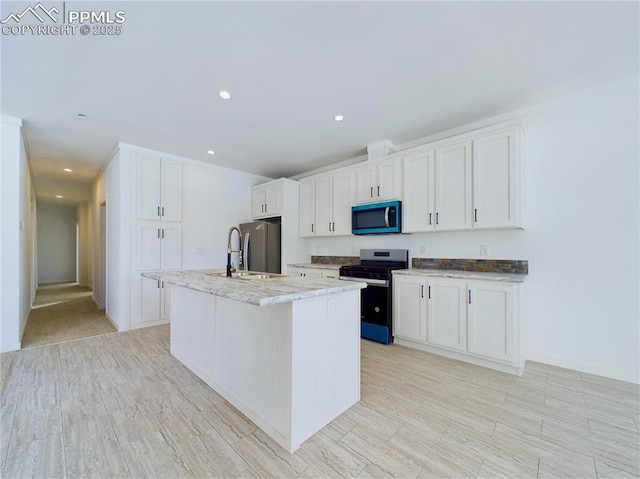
[37,204,77,284]
[77,202,91,287]
[307,76,639,383]
[1,116,34,352]
[181,161,269,270]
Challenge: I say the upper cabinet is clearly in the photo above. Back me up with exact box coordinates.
[403,124,522,233]
[136,154,182,221]
[252,181,282,219]
[299,170,355,237]
[472,126,521,229]
[354,157,402,204]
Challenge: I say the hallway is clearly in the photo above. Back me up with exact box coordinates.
[21,283,116,348]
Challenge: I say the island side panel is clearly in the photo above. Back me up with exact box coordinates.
[214,297,293,448]
[289,289,361,450]
[170,285,217,385]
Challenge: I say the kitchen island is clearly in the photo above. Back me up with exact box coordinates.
[141,269,366,453]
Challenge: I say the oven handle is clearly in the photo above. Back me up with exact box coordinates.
[339,276,388,287]
[384,207,390,227]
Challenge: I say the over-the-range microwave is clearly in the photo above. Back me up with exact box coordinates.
[352,200,401,235]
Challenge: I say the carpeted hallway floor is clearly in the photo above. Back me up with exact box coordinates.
[21,282,117,348]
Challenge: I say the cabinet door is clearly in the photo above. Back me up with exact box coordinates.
[161,159,182,221]
[377,159,402,201]
[160,282,172,320]
[299,181,316,237]
[332,170,355,235]
[403,151,435,233]
[321,269,339,280]
[251,187,266,218]
[264,183,281,217]
[160,224,182,270]
[140,276,161,323]
[136,154,161,220]
[473,128,520,229]
[304,268,323,279]
[138,224,161,270]
[355,165,376,204]
[393,275,427,342]
[427,278,466,351]
[288,266,304,277]
[434,141,472,230]
[467,281,515,362]
[314,176,333,236]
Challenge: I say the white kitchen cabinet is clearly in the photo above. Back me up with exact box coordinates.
[287,265,339,278]
[139,277,171,324]
[393,274,427,342]
[467,281,516,363]
[136,223,182,271]
[355,158,402,204]
[136,154,182,221]
[427,278,467,352]
[299,170,354,237]
[434,140,472,230]
[392,272,524,375]
[252,180,282,219]
[473,127,521,229]
[403,150,435,232]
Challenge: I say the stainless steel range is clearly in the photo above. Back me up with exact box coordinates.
[339,249,409,344]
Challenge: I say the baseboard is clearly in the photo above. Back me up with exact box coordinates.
[527,350,639,385]
[130,319,170,330]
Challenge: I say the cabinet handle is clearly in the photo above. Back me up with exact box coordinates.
[370,187,374,198]
[264,203,268,213]
[157,206,160,217]
[474,209,478,222]
[332,222,335,231]
[311,224,314,233]
[421,285,424,298]
[436,212,439,225]
[428,285,431,299]
[161,229,165,239]
[157,280,160,288]
[162,206,165,217]
[429,213,432,225]
[157,228,160,238]
[468,290,472,304]
[161,281,165,289]
[329,222,332,232]
[377,186,380,197]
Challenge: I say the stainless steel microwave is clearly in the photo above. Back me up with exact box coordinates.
[352,200,401,235]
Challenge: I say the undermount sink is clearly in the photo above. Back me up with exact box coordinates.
[210,271,280,280]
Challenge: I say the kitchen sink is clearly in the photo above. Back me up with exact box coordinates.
[210,271,281,280]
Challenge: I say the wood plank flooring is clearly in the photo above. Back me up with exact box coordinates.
[1,324,638,478]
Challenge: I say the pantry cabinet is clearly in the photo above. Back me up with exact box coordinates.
[472,127,521,229]
[354,158,402,204]
[136,154,182,221]
[139,277,172,324]
[136,223,182,271]
[252,181,282,219]
[299,170,354,237]
[392,272,523,375]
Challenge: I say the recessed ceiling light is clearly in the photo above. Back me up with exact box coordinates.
[56,195,63,199]
[218,90,231,100]
[207,150,215,155]
[334,114,344,122]
[63,168,72,172]
[77,113,87,118]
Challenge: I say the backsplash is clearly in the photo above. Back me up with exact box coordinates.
[311,255,360,266]
[412,258,528,274]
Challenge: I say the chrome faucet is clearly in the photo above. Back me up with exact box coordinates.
[226,226,243,277]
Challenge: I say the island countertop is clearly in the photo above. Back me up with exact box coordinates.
[142,269,366,307]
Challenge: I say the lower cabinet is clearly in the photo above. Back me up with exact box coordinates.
[138,277,172,324]
[287,265,338,279]
[392,273,523,375]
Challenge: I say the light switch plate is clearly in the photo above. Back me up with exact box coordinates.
[480,244,489,256]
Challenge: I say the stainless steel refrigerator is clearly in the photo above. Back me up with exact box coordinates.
[239,221,281,274]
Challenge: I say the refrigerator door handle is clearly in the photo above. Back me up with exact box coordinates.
[243,232,250,271]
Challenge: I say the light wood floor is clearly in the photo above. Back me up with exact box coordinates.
[1,325,638,478]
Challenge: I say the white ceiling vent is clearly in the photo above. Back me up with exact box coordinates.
[367,140,396,161]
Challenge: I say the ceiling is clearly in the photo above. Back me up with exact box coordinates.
[2,1,638,206]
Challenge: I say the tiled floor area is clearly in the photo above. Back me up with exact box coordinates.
[1,324,638,478]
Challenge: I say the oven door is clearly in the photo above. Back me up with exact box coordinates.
[340,276,392,344]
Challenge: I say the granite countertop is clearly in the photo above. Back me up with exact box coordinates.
[288,263,343,270]
[142,269,366,307]
[393,268,527,283]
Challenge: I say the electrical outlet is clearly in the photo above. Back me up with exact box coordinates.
[420,245,426,255]
[480,244,489,256]
[315,246,320,254]
[195,247,203,254]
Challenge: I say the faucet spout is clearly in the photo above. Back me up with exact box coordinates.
[226,226,242,277]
